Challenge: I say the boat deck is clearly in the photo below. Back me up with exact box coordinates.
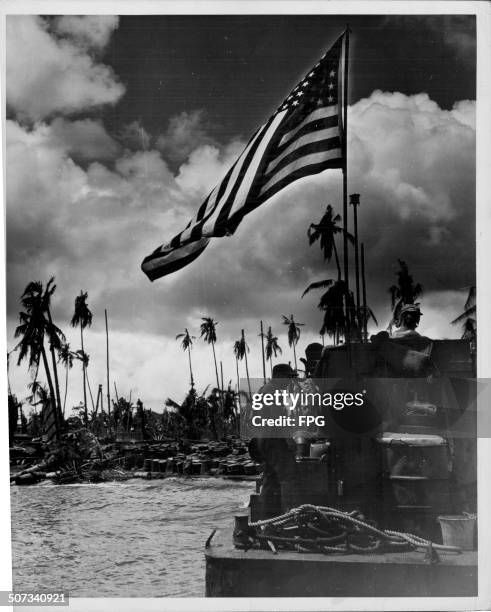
[205,527,477,597]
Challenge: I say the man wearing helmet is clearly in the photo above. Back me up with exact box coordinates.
[392,304,423,339]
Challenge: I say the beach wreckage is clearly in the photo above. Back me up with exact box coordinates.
[10,428,261,486]
[204,334,478,597]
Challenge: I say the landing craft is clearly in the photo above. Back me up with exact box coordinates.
[205,336,477,597]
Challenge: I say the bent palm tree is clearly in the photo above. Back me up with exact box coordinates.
[200,317,221,395]
[265,326,282,377]
[71,291,93,425]
[176,328,196,388]
[58,342,75,417]
[281,314,304,372]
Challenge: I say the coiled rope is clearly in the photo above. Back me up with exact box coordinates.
[239,504,461,555]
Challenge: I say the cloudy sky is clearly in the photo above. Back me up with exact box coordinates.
[5,14,476,412]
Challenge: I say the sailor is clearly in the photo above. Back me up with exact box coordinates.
[248,364,297,517]
[299,342,323,378]
[392,304,423,339]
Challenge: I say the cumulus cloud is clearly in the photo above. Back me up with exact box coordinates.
[6,90,475,408]
[156,110,218,165]
[118,121,152,151]
[6,16,124,122]
[175,139,245,195]
[48,118,121,161]
[52,15,119,51]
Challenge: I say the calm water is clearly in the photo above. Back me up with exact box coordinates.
[10,477,253,597]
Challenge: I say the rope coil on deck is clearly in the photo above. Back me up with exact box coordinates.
[237,504,461,555]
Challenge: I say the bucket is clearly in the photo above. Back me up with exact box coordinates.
[438,515,476,550]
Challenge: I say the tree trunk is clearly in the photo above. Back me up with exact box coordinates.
[86,371,96,414]
[187,347,194,388]
[235,356,241,432]
[333,239,341,281]
[235,356,240,397]
[241,330,252,399]
[270,357,273,379]
[105,309,111,419]
[40,345,59,439]
[63,365,69,417]
[80,325,88,426]
[46,308,63,426]
[260,320,266,384]
[292,341,297,372]
[211,342,220,390]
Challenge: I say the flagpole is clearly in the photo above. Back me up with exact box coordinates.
[105,309,111,420]
[361,242,368,342]
[260,320,266,384]
[342,25,351,343]
[350,192,361,318]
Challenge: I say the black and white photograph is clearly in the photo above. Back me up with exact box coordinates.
[2,2,490,610]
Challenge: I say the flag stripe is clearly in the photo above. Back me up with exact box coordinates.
[260,148,342,196]
[259,157,343,205]
[275,115,338,157]
[201,120,273,236]
[142,238,209,281]
[278,105,338,148]
[224,110,288,222]
[263,137,341,188]
[267,126,339,174]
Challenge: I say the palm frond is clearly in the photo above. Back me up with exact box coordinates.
[464,286,476,311]
[301,279,334,298]
[451,305,477,325]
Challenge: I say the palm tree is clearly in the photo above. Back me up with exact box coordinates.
[70,291,93,425]
[358,305,379,338]
[388,260,423,329]
[308,204,354,281]
[281,314,304,372]
[301,279,346,345]
[27,380,49,408]
[451,286,476,348]
[14,279,65,434]
[74,349,96,416]
[27,381,50,432]
[200,317,221,395]
[305,206,355,344]
[58,343,75,417]
[7,350,14,395]
[233,340,242,401]
[176,328,196,388]
[234,330,252,398]
[41,278,64,424]
[265,326,282,377]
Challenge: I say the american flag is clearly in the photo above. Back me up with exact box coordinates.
[142,32,346,281]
